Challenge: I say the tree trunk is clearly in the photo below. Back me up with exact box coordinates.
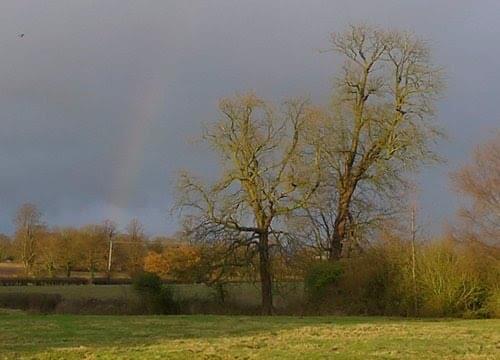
[89,263,95,284]
[329,226,344,260]
[329,188,354,261]
[258,232,273,315]
[47,263,55,278]
[215,283,226,304]
[22,235,33,275]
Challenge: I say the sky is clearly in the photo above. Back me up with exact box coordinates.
[0,0,498,236]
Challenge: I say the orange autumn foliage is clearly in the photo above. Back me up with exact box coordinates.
[144,244,202,282]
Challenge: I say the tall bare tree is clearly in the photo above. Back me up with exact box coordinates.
[314,25,443,259]
[288,163,402,259]
[124,218,147,274]
[126,218,143,241]
[54,227,81,277]
[451,131,500,245]
[0,233,11,262]
[13,203,44,274]
[79,224,109,281]
[177,92,321,314]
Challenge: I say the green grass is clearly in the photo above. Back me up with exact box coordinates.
[0,313,498,359]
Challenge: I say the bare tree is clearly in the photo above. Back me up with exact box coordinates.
[126,218,143,241]
[315,25,443,259]
[36,231,60,277]
[451,131,500,245]
[13,203,44,274]
[54,227,81,277]
[177,92,321,314]
[408,184,420,316]
[79,224,109,282]
[289,179,393,259]
[124,218,147,274]
[0,233,12,262]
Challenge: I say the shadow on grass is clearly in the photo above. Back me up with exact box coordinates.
[0,313,469,355]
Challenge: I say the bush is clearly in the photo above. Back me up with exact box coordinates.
[417,240,493,317]
[0,277,134,286]
[91,278,134,285]
[132,272,178,314]
[316,236,500,318]
[0,277,88,286]
[0,293,62,313]
[304,261,343,304]
[133,271,163,294]
[330,242,411,316]
[485,287,500,318]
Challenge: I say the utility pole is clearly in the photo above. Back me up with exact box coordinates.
[103,220,116,282]
[107,239,143,280]
[107,239,113,275]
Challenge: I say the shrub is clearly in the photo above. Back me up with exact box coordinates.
[132,271,178,314]
[418,240,492,317]
[0,293,62,313]
[304,261,343,303]
[0,277,88,286]
[156,286,178,314]
[323,236,499,318]
[485,287,500,318]
[334,242,412,316]
[0,277,134,286]
[133,271,163,294]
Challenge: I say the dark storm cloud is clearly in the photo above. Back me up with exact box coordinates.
[0,0,499,234]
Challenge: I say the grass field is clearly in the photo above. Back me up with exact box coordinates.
[0,312,498,359]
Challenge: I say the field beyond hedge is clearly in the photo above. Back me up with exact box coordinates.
[0,313,498,359]
[0,283,304,314]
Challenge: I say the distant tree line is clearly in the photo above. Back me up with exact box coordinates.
[1,212,158,280]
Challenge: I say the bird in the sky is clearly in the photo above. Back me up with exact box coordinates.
[18,34,25,38]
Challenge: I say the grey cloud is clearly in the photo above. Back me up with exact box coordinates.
[0,0,498,234]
